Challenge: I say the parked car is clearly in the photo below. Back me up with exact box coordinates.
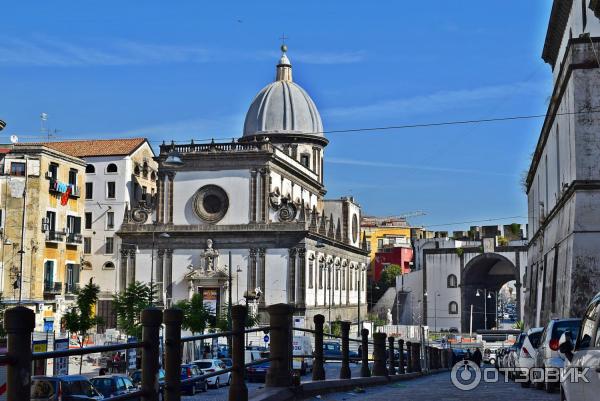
[180,363,208,395]
[90,374,137,399]
[192,358,231,388]
[323,341,359,360]
[221,358,233,369]
[533,318,581,393]
[31,375,104,401]
[559,291,600,401]
[245,349,264,364]
[293,336,314,375]
[514,327,544,387]
[507,333,526,378]
[451,348,469,365]
[246,352,270,383]
[130,368,165,394]
[483,348,497,365]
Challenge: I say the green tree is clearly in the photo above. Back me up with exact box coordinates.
[380,264,402,287]
[62,279,102,373]
[513,320,525,331]
[213,302,261,332]
[175,293,212,335]
[113,281,153,339]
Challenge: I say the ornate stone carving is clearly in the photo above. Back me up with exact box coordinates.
[201,239,219,271]
[130,200,153,224]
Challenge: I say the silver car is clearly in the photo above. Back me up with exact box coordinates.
[533,318,581,393]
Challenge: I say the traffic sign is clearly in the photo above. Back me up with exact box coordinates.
[263,335,270,343]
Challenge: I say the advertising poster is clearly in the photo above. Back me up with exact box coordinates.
[127,337,137,370]
[53,338,69,376]
[202,288,219,315]
[32,340,47,376]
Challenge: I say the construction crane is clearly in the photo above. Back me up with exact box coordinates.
[361,211,427,227]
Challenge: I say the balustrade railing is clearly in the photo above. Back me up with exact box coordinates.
[1,304,452,401]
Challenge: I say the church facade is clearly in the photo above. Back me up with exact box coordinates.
[118,47,368,328]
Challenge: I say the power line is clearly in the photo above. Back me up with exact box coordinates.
[3,108,597,143]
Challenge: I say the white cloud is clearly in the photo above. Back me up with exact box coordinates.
[0,36,365,66]
[327,157,516,177]
[323,81,547,120]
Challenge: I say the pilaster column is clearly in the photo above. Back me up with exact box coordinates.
[119,249,129,292]
[127,249,137,286]
[167,172,175,224]
[165,249,174,303]
[250,169,258,223]
[157,172,165,223]
[258,248,266,307]
[156,249,165,304]
[248,248,257,291]
[297,248,306,309]
[287,248,297,304]
[260,168,270,223]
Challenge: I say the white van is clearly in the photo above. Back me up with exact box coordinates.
[292,336,313,375]
[245,349,263,363]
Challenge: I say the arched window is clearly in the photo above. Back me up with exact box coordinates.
[106,163,118,173]
[449,301,458,314]
[134,164,141,176]
[86,164,95,174]
[103,261,115,270]
[447,274,458,288]
[150,171,157,181]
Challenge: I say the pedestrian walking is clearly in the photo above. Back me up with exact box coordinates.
[472,348,482,367]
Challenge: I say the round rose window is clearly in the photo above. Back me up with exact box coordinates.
[193,185,229,223]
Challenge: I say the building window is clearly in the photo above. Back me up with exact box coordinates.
[447,274,458,288]
[85,182,93,200]
[449,301,458,314]
[103,261,115,270]
[335,269,339,290]
[83,237,92,254]
[106,163,118,173]
[43,260,54,290]
[66,215,81,235]
[107,182,116,199]
[86,164,95,174]
[66,263,80,293]
[318,263,323,289]
[68,169,78,186]
[134,164,141,176]
[105,237,114,254]
[10,162,25,177]
[48,163,58,179]
[308,261,314,289]
[349,269,353,290]
[84,212,92,230]
[46,211,56,232]
[342,267,345,290]
[300,154,310,168]
[106,211,114,230]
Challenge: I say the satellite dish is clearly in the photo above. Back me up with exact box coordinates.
[10,135,18,144]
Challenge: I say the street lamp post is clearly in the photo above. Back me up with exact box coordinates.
[150,222,169,306]
[475,288,498,330]
[424,291,440,332]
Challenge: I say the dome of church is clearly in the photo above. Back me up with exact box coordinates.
[243,47,324,138]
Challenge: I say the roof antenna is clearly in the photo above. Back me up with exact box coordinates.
[40,113,48,141]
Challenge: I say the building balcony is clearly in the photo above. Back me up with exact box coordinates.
[65,282,80,294]
[45,231,66,243]
[44,281,62,294]
[66,233,82,245]
[48,178,81,198]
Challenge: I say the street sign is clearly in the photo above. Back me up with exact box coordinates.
[263,335,270,343]
[53,338,69,376]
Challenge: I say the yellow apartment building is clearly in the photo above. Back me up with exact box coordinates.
[1,144,86,331]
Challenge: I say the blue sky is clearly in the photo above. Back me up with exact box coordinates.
[0,1,553,231]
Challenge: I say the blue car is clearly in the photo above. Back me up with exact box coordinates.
[246,352,270,382]
[181,364,208,395]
